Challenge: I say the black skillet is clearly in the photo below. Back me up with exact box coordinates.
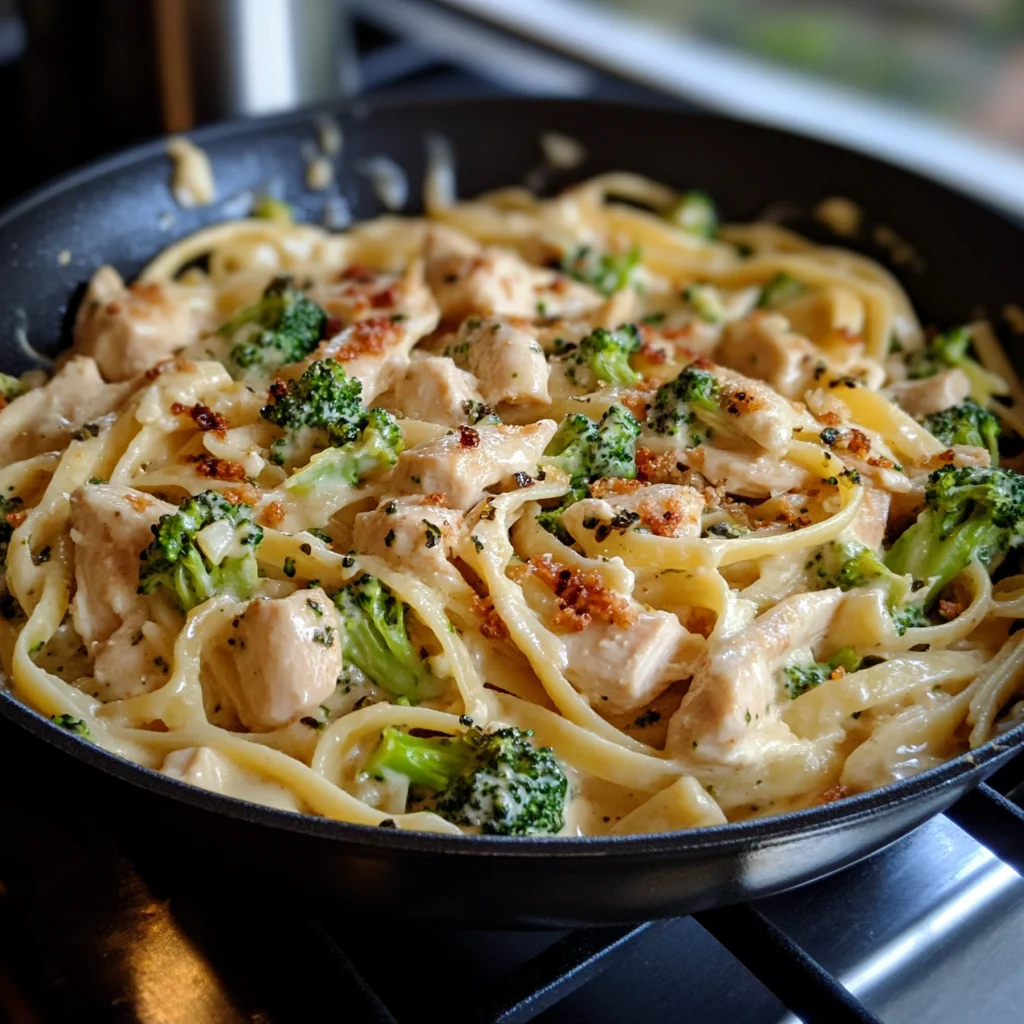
[1,98,1022,928]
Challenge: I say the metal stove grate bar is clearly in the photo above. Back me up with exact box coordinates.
[944,782,1024,876]
[695,904,883,1024]
[467,921,671,1024]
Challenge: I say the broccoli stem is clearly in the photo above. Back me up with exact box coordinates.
[363,727,472,790]
[886,511,1005,608]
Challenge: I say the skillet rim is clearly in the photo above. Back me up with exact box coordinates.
[1,94,1022,857]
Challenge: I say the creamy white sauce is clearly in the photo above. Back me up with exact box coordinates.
[166,137,215,208]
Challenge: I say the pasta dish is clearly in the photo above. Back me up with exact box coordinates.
[2,169,1023,838]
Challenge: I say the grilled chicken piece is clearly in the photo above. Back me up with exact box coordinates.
[715,313,821,400]
[562,608,688,716]
[352,497,463,582]
[73,266,201,381]
[91,618,170,701]
[459,317,550,406]
[424,226,600,323]
[308,262,433,326]
[384,354,484,427]
[69,484,175,645]
[0,357,131,465]
[686,444,815,499]
[888,369,971,418]
[667,589,844,761]
[390,420,557,509]
[211,588,340,731]
[713,366,814,454]
[303,261,439,403]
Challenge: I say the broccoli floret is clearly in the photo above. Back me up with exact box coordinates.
[220,276,327,376]
[886,465,1024,608]
[664,190,717,239]
[0,494,24,570]
[782,647,862,699]
[332,574,442,703]
[905,326,994,403]
[562,324,642,388]
[562,245,641,297]
[683,283,724,324]
[252,196,294,223]
[811,541,924,636]
[646,366,720,438]
[758,272,805,309]
[261,360,403,483]
[921,399,1000,463]
[52,713,91,737]
[285,408,403,494]
[0,373,23,403]
[538,405,641,542]
[138,491,263,612]
[907,326,970,380]
[364,725,568,836]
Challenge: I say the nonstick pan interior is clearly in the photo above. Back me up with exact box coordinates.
[1,98,1023,925]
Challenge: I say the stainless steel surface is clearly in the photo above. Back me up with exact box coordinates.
[765,815,1024,1023]
[184,0,352,121]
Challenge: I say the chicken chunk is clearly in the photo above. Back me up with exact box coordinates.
[715,366,813,453]
[91,617,170,701]
[0,357,131,465]
[352,497,463,582]
[562,483,704,540]
[303,261,439,403]
[887,369,971,418]
[460,318,550,406]
[73,266,201,381]
[716,313,821,400]
[667,590,843,761]
[308,260,436,327]
[424,226,600,323]
[211,588,341,731]
[390,420,557,509]
[686,444,816,499]
[69,484,176,645]
[849,487,891,552]
[383,354,484,427]
[562,609,687,715]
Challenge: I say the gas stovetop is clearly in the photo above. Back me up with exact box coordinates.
[3,720,1024,1024]
[2,11,1024,1024]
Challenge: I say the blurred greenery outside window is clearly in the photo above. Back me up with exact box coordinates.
[593,0,1024,149]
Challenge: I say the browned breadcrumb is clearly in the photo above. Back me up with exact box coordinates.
[818,411,841,427]
[636,447,688,484]
[123,492,153,513]
[844,428,871,459]
[867,455,896,469]
[458,425,480,448]
[820,783,849,804]
[619,390,655,424]
[259,500,286,527]
[526,553,636,632]
[939,599,963,621]
[187,453,247,482]
[222,483,262,506]
[589,478,645,498]
[330,317,403,361]
[472,595,509,639]
[171,401,228,434]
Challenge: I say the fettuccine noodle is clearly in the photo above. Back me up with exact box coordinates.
[0,166,1021,838]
